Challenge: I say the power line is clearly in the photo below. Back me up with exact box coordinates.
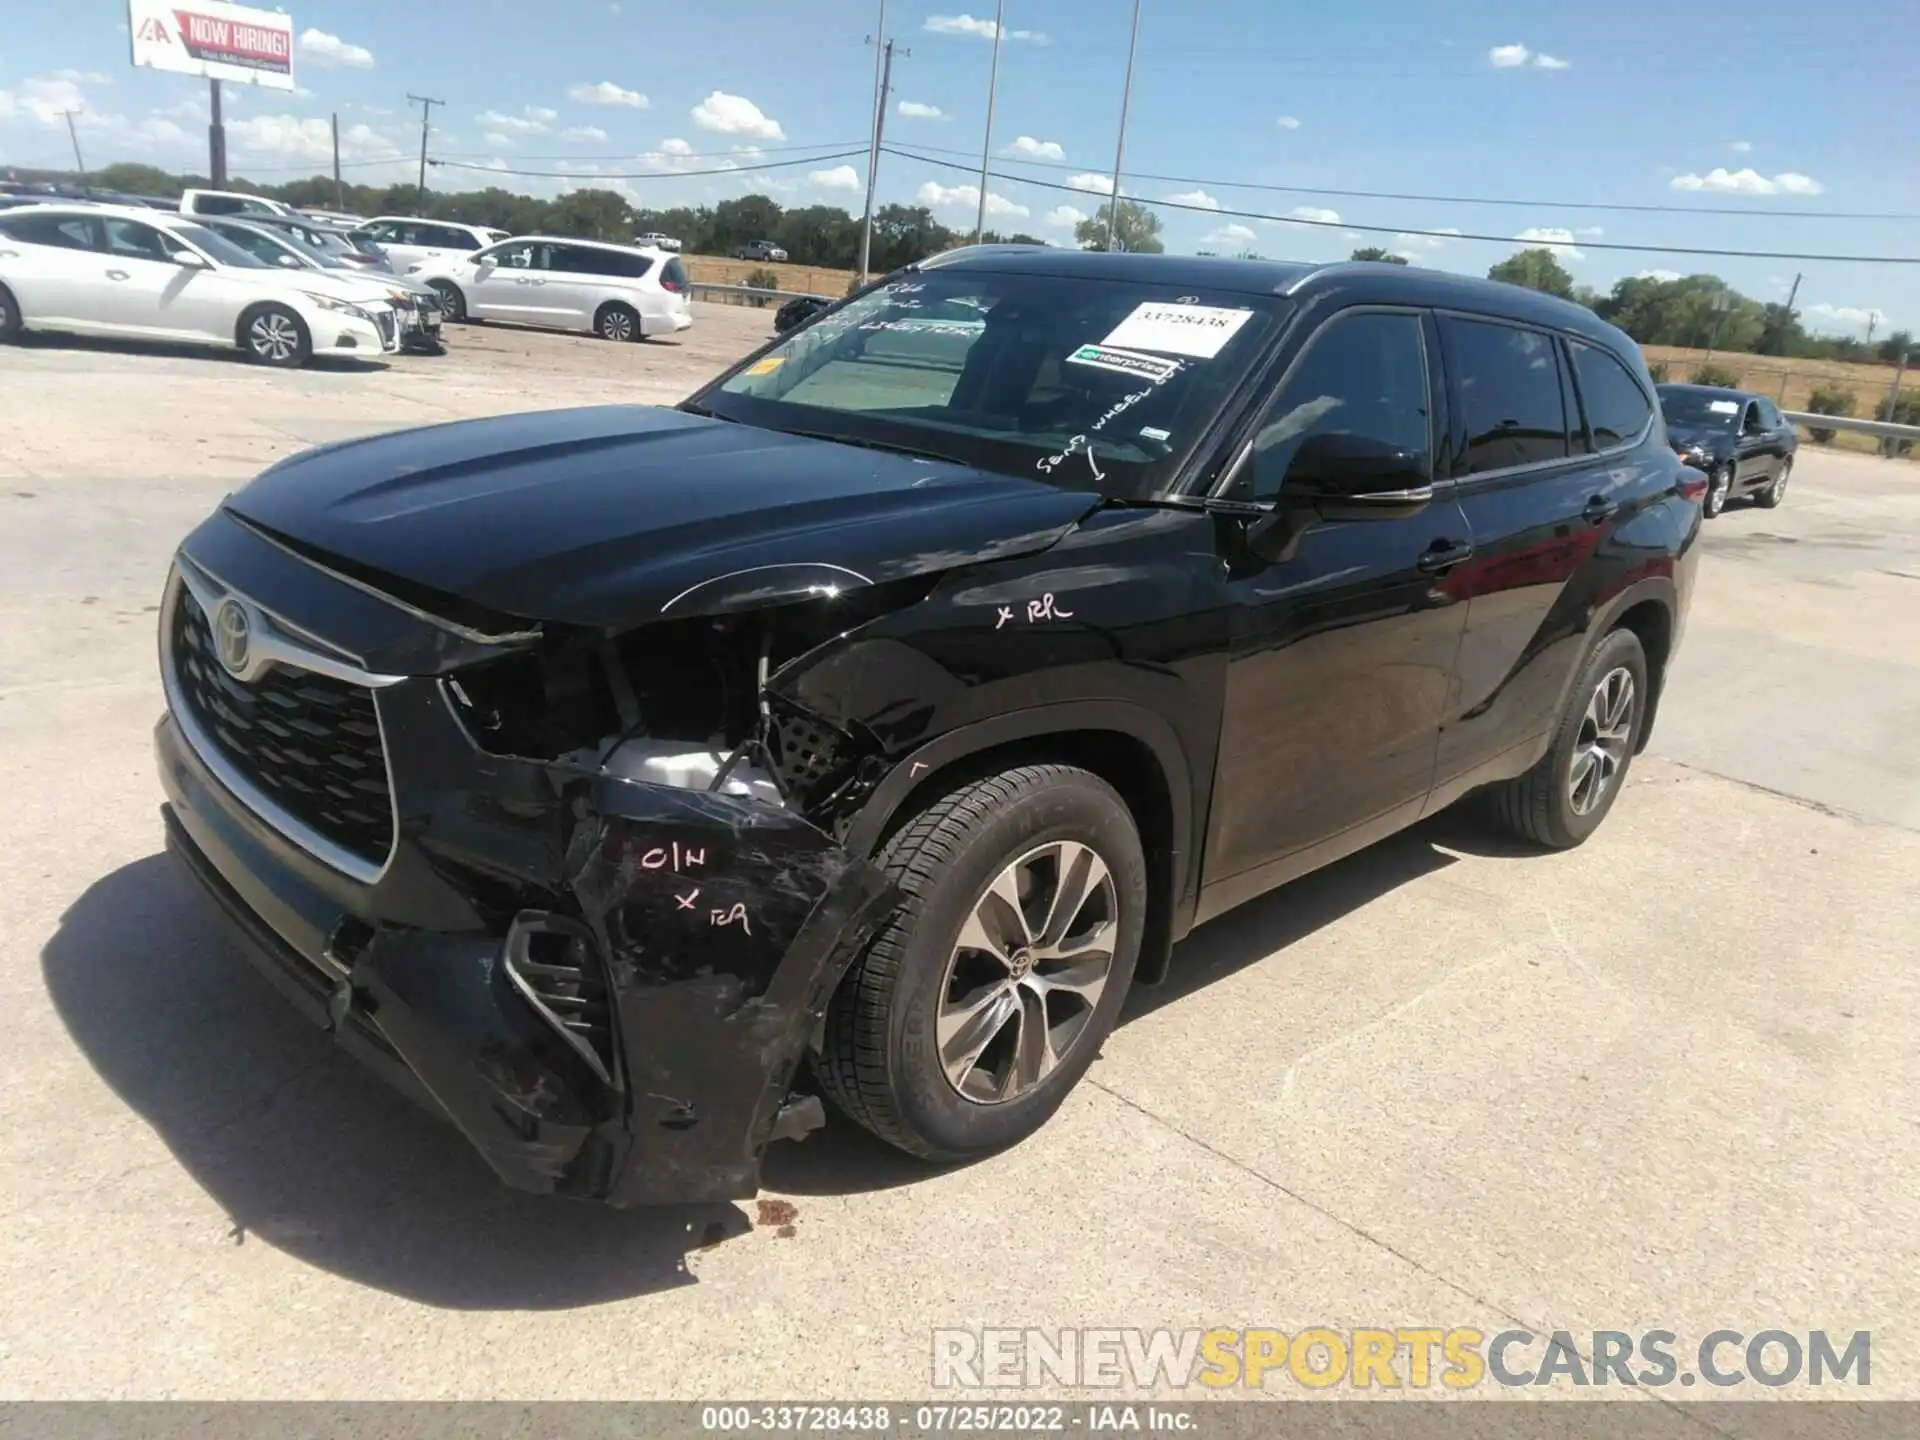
[884,146,1920,265]
[885,139,1920,221]
[427,139,868,162]
[428,147,872,181]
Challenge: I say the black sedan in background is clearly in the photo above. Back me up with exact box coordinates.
[1657,383,1797,518]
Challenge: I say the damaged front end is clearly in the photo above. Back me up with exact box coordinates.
[156,527,934,1206]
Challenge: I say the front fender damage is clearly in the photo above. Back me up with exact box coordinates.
[351,777,894,1205]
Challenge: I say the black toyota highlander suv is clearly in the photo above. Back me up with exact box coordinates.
[154,249,1701,1206]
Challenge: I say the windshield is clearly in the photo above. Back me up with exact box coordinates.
[279,224,352,268]
[172,221,271,269]
[696,269,1284,498]
[1658,386,1743,428]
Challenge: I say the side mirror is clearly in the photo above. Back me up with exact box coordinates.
[1279,432,1432,521]
[174,250,209,270]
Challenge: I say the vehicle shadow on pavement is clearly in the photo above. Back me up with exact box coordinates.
[40,853,748,1311]
[13,330,391,372]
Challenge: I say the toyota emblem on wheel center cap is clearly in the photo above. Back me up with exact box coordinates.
[212,597,252,677]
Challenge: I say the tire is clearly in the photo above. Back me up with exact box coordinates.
[239,303,310,368]
[428,280,466,323]
[815,764,1148,1161]
[596,302,641,343]
[0,283,21,343]
[1757,455,1791,509]
[1489,628,1649,850]
[1702,463,1731,519]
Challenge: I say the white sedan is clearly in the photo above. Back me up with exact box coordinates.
[0,203,403,366]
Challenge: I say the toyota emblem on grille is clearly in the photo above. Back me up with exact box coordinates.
[212,597,252,677]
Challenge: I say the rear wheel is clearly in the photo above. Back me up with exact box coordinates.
[815,764,1147,1160]
[240,304,310,368]
[0,284,20,342]
[595,302,640,342]
[428,280,466,323]
[1758,456,1791,509]
[1488,628,1649,850]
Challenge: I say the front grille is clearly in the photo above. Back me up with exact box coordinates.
[172,585,394,865]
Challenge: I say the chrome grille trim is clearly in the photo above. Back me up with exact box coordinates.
[161,560,402,886]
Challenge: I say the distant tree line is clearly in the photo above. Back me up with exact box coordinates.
[31,164,1902,362]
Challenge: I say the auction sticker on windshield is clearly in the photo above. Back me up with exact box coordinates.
[1101,302,1253,359]
[1709,400,1740,413]
[1065,344,1183,383]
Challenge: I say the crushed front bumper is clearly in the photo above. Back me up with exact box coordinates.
[155,703,893,1206]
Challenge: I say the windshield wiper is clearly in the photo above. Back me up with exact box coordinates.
[775,427,961,465]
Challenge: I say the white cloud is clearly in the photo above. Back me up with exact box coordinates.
[0,74,87,125]
[476,107,557,138]
[562,125,608,143]
[691,90,785,140]
[1280,205,1341,225]
[482,132,512,148]
[1202,222,1259,251]
[925,14,1047,42]
[1731,140,1752,152]
[1276,115,1301,130]
[1394,227,1458,251]
[917,180,1029,218]
[1489,43,1531,67]
[1166,189,1220,210]
[1803,302,1889,336]
[1043,204,1088,229]
[898,100,945,119]
[298,28,375,70]
[51,69,110,85]
[659,137,694,156]
[1066,172,1115,195]
[1670,167,1824,196]
[1636,268,1683,282]
[810,164,862,191]
[568,80,648,108]
[1005,135,1064,161]
[1515,225,1584,259]
[224,114,404,165]
[1534,53,1570,69]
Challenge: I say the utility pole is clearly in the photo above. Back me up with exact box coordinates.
[1882,348,1908,458]
[972,0,1006,244]
[60,110,87,185]
[407,93,443,210]
[1865,312,1878,349]
[1103,0,1142,252]
[859,39,903,286]
[857,0,890,287]
[208,80,227,186]
[331,112,344,210]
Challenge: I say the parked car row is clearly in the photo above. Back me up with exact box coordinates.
[0,202,697,363]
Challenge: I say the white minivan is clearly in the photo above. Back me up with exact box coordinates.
[411,236,693,341]
[352,217,510,276]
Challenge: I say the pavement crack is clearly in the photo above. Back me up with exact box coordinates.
[1653,754,1905,831]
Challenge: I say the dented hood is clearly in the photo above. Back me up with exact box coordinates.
[224,404,1101,628]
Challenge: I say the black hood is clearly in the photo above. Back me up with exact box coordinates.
[1664,421,1733,455]
[224,405,1102,629]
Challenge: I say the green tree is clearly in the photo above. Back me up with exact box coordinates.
[92,163,182,197]
[546,187,633,242]
[711,194,786,254]
[1487,248,1575,299]
[1349,246,1408,264]
[1756,302,1806,357]
[1074,200,1164,254]
[1879,329,1913,363]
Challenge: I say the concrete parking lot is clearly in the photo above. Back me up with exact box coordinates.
[1,304,1916,1401]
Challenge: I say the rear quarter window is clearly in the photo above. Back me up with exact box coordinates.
[1568,340,1654,451]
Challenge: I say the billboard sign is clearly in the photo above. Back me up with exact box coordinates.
[129,0,295,90]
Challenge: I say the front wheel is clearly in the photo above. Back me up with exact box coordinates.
[1703,463,1731,518]
[815,764,1147,1161]
[0,283,21,343]
[428,280,466,323]
[1757,456,1791,509]
[1488,628,1649,850]
[240,304,310,368]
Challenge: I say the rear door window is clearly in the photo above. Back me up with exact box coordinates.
[1442,316,1571,475]
[1567,340,1653,451]
[2,213,101,249]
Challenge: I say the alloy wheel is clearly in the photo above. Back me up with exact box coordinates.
[248,312,300,362]
[936,840,1119,1105]
[1568,666,1635,816]
[1706,465,1730,517]
[601,309,635,341]
[1771,460,1791,503]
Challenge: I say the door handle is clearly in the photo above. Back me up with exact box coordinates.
[105,269,131,281]
[1417,540,1475,573]
[1582,495,1618,524]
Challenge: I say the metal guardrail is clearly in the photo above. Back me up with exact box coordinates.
[1783,410,1920,442]
[690,281,839,307]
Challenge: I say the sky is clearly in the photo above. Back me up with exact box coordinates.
[2,0,1916,337]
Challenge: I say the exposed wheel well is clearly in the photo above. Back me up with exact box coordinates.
[868,730,1181,985]
[234,299,302,347]
[1610,598,1673,753]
